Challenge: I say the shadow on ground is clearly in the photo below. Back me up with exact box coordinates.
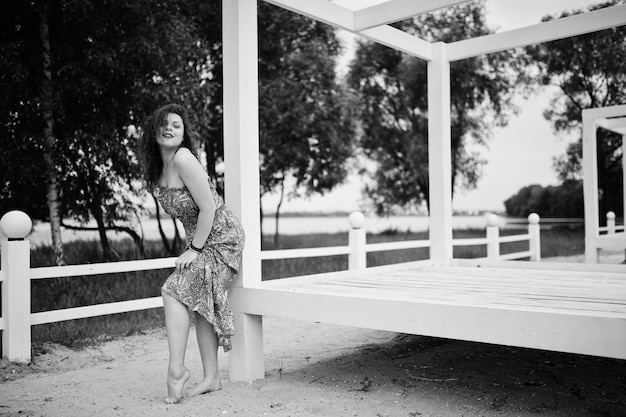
[272,334,626,416]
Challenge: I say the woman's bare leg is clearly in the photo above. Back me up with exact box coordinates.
[188,312,222,396]
[162,291,191,404]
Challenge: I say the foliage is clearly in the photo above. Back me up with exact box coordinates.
[1,1,358,253]
[504,181,584,218]
[347,0,529,215]
[0,0,219,258]
[525,0,625,219]
[257,4,358,212]
[0,3,53,220]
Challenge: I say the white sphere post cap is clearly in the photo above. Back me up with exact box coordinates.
[348,211,365,229]
[0,210,33,240]
[607,211,616,220]
[486,213,499,227]
[528,213,540,224]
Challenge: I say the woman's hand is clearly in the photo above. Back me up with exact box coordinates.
[175,249,200,273]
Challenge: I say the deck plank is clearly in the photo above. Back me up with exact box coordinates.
[263,264,626,316]
[233,261,626,359]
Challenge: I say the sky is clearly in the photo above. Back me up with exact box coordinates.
[261,0,605,214]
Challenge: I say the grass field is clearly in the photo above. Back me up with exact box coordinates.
[4,226,586,349]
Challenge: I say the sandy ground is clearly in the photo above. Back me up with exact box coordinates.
[1,252,625,417]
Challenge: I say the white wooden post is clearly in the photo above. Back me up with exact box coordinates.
[348,212,366,270]
[621,134,626,262]
[528,213,541,261]
[427,42,453,266]
[606,211,616,235]
[0,210,33,363]
[223,0,264,382]
[486,213,499,261]
[583,110,600,263]
[622,135,626,237]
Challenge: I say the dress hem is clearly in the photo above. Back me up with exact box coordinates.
[161,288,234,352]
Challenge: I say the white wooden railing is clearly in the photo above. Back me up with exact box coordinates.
[0,210,540,363]
[262,211,541,266]
[599,211,626,235]
[586,211,626,263]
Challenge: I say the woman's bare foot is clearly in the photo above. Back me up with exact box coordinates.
[188,375,222,397]
[165,367,190,404]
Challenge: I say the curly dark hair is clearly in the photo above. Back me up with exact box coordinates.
[139,103,198,192]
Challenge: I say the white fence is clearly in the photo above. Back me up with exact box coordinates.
[599,211,626,235]
[0,210,540,363]
[261,212,542,265]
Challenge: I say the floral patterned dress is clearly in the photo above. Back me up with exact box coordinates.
[154,179,245,352]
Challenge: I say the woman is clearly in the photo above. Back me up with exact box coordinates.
[139,103,245,404]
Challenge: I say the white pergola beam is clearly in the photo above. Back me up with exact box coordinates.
[428,42,453,264]
[265,0,433,60]
[584,105,626,121]
[264,0,355,31]
[223,0,263,288]
[360,25,433,60]
[596,117,626,136]
[583,110,600,263]
[448,4,626,61]
[223,0,265,382]
[582,104,626,263]
[354,0,471,31]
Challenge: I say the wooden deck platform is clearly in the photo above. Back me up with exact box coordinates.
[596,233,626,250]
[229,259,626,360]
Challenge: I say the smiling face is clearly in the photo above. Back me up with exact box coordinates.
[156,113,185,150]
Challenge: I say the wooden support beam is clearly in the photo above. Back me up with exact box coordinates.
[583,109,600,263]
[230,286,626,360]
[354,0,470,31]
[223,0,264,382]
[427,43,453,264]
[623,134,626,229]
[360,25,433,60]
[596,116,626,136]
[448,4,626,61]
[582,105,626,262]
[264,0,433,60]
[264,0,355,31]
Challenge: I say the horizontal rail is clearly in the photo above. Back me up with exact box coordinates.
[499,250,532,261]
[366,239,430,252]
[261,245,350,260]
[219,234,530,262]
[261,240,434,260]
[499,233,530,244]
[30,297,164,325]
[599,226,625,232]
[30,257,177,280]
[452,237,487,246]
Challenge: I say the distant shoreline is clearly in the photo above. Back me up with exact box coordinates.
[15,214,589,246]
[262,210,506,218]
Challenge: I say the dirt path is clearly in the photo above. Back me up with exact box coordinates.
[2,314,625,417]
[1,252,625,416]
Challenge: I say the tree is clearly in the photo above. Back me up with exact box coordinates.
[526,0,625,220]
[1,0,359,256]
[347,0,528,215]
[38,3,66,264]
[504,182,584,218]
[0,0,217,260]
[257,4,358,242]
[0,2,66,263]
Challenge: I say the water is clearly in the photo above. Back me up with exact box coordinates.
[10,214,529,246]
[263,214,512,235]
